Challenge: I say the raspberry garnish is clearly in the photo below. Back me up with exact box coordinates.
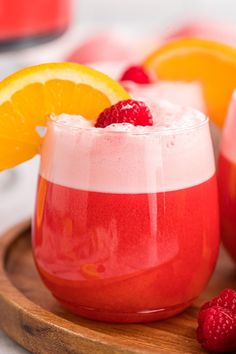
[95,99,153,128]
[120,65,151,84]
[197,289,236,352]
[202,288,236,315]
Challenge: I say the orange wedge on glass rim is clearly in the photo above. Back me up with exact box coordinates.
[0,62,130,170]
[144,38,236,128]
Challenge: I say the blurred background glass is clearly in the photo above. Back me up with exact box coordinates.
[0,0,72,50]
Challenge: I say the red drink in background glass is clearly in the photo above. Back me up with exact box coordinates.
[33,102,219,323]
[218,94,236,261]
[0,0,72,50]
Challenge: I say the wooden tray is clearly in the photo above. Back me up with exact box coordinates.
[0,220,235,354]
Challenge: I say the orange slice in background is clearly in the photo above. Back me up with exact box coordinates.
[0,62,130,170]
[144,38,236,128]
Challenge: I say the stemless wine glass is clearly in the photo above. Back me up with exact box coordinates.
[32,111,219,323]
[218,92,236,261]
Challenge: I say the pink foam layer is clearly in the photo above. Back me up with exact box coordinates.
[40,109,215,194]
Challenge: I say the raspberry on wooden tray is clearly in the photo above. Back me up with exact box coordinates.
[197,289,236,353]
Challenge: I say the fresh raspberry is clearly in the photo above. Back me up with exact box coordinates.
[197,306,236,353]
[120,65,151,84]
[95,99,153,128]
[197,289,236,353]
[202,289,236,315]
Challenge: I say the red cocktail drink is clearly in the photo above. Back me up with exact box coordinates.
[0,0,72,49]
[218,95,236,261]
[33,100,219,323]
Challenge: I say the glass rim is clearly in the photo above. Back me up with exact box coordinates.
[48,114,209,136]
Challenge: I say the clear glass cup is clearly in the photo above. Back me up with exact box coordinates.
[32,114,219,323]
[218,92,236,261]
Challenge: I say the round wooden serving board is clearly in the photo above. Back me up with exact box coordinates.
[0,220,235,354]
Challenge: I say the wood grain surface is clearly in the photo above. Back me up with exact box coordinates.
[0,220,235,354]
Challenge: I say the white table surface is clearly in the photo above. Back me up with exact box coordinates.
[0,332,29,354]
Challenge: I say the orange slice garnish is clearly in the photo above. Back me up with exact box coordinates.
[0,62,130,170]
[144,38,236,127]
